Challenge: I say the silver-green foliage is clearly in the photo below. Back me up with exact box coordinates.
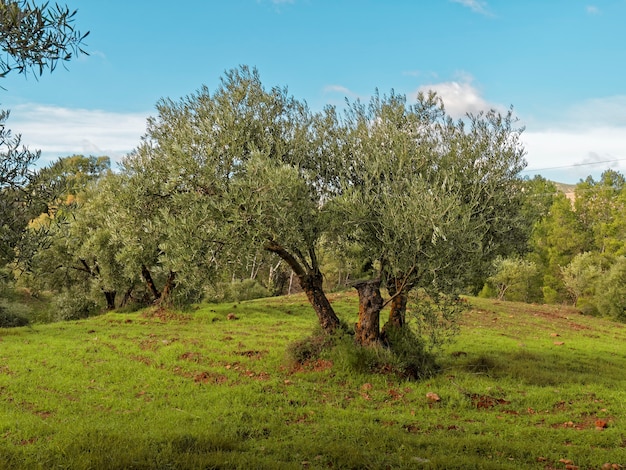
[487,256,539,302]
[334,91,527,295]
[593,256,626,321]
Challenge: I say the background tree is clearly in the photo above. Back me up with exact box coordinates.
[0,0,87,275]
[0,109,39,266]
[593,256,626,322]
[561,251,604,307]
[528,193,588,303]
[486,257,539,302]
[18,156,122,316]
[574,170,625,255]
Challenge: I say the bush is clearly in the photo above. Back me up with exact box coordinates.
[486,257,541,302]
[287,326,339,364]
[561,252,603,305]
[206,279,271,303]
[381,324,438,379]
[593,257,626,322]
[0,304,30,328]
[52,291,99,321]
[407,291,466,354]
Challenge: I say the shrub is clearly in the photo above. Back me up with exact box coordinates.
[593,257,626,322]
[561,252,603,305]
[287,326,339,364]
[0,304,30,328]
[52,291,99,321]
[206,279,271,303]
[381,324,438,379]
[407,291,466,354]
[486,257,540,302]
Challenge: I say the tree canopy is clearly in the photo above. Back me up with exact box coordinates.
[70,67,528,342]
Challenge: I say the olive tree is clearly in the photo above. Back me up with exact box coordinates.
[20,156,126,310]
[334,91,527,344]
[112,66,341,322]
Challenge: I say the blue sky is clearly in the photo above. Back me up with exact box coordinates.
[2,0,626,183]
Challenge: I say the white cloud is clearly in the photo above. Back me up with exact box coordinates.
[520,97,626,182]
[451,0,492,16]
[586,5,600,15]
[408,79,626,183]
[323,84,360,99]
[565,95,626,128]
[413,79,501,118]
[521,127,626,181]
[6,104,149,167]
[323,85,363,105]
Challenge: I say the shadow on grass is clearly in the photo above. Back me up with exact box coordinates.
[455,348,624,387]
[0,431,239,470]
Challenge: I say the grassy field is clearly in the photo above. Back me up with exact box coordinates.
[0,292,625,469]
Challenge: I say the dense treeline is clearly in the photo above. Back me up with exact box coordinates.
[483,170,626,322]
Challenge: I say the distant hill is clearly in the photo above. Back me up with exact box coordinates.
[554,181,576,202]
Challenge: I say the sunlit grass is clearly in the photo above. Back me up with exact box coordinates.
[0,293,624,468]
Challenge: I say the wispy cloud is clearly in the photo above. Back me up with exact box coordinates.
[323,84,361,100]
[257,0,295,12]
[451,0,492,16]
[7,104,149,167]
[586,5,600,15]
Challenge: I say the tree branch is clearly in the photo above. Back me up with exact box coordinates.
[264,239,306,278]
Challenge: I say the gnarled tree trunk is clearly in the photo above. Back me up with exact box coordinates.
[354,279,383,346]
[385,277,408,329]
[141,264,161,301]
[159,271,177,305]
[103,291,116,310]
[265,239,340,333]
[300,270,341,332]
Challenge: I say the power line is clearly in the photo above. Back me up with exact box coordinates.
[521,158,626,173]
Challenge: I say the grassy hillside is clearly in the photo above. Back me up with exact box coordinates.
[0,293,624,469]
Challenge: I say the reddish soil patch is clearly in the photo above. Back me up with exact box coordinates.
[467,393,511,409]
[550,415,612,431]
[129,355,153,366]
[290,359,333,373]
[193,371,228,384]
[179,351,203,363]
[141,307,190,322]
[235,350,268,360]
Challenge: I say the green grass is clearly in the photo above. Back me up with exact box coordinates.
[0,292,625,469]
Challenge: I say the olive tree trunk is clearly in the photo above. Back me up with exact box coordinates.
[353,279,384,346]
[265,240,340,333]
[384,277,409,329]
